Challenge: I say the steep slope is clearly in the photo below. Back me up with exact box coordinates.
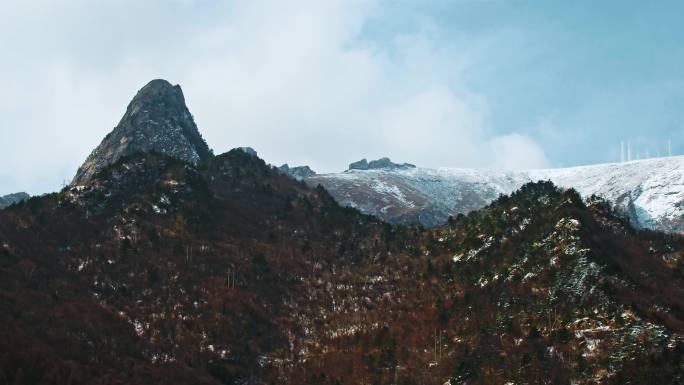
[307,156,684,232]
[72,79,212,185]
[291,182,684,384]
[0,149,398,384]
[1,150,683,384]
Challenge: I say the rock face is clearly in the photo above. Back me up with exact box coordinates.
[72,79,213,185]
[0,192,29,209]
[348,157,415,171]
[278,164,316,180]
[306,156,684,232]
[237,147,258,157]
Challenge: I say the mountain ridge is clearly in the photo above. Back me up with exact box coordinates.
[1,151,682,384]
[306,155,684,232]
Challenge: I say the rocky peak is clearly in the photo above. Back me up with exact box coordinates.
[72,79,213,185]
[348,157,416,171]
[278,164,316,180]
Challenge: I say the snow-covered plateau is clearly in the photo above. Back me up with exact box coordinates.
[306,156,684,232]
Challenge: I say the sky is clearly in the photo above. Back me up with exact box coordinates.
[2,1,684,195]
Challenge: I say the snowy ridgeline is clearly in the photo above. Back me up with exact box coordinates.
[307,156,684,232]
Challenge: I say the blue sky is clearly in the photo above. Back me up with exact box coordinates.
[1,1,683,195]
[363,1,684,164]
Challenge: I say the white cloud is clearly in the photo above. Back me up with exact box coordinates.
[487,134,550,170]
[377,86,487,167]
[0,0,548,195]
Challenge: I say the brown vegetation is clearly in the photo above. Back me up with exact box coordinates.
[0,152,682,384]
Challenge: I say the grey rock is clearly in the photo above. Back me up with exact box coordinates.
[279,164,316,180]
[0,192,30,209]
[237,147,258,157]
[72,79,213,185]
[348,159,369,170]
[348,157,415,171]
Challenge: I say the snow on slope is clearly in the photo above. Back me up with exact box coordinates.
[527,157,684,231]
[306,156,684,232]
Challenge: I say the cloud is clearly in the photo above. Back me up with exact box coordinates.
[487,134,550,170]
[0,0,549,195]
[377,87,549,169]
[377,86,487,167]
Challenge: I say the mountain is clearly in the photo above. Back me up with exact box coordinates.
[0,149,399,384]
[0,192,29,209]
[1,79,683,384]
[306,156,684,232]
[72,79,213,185]
[1,151,682,384]
[278,164,316,180]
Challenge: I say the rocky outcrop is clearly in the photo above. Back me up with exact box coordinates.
[72,79,213,185]
[0,192,29,209]
[348,157,415,171]
[237,147,258,157]
[278,164,316,180]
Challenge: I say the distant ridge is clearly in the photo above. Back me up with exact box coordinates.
[307,155,684,232]
[0,192,29,209]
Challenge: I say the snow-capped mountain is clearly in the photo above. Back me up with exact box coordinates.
[306,156,684,232]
